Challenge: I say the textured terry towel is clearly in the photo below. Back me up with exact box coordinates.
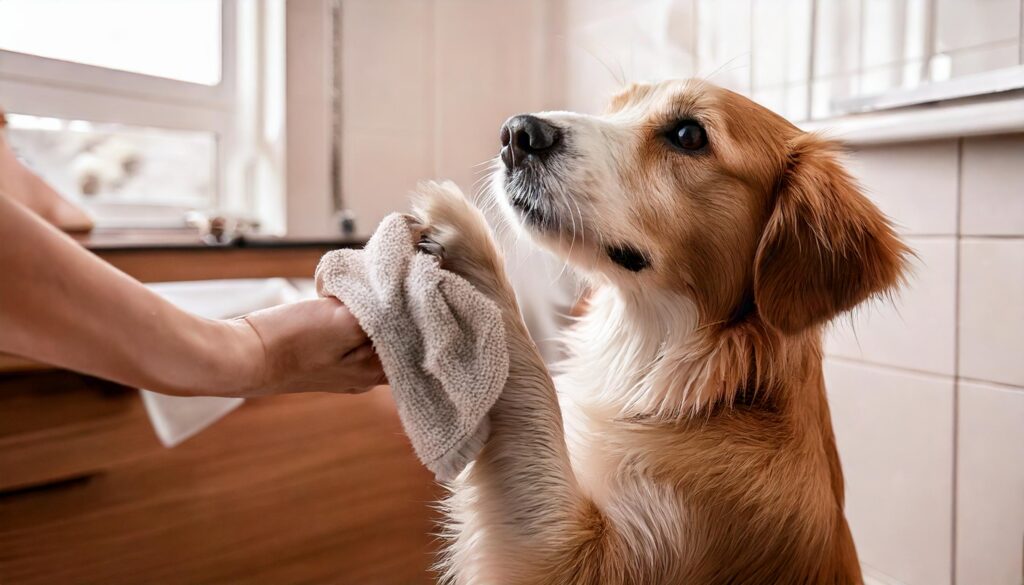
[315,213,508,481]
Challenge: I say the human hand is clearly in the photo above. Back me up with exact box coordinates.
[0,108,94,232]
[223,298,386,397]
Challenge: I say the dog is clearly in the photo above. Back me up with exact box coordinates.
[410,78,909,585]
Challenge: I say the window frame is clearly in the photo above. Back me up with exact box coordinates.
[0,0,241,227]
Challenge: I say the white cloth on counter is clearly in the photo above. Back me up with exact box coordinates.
[142,278,313,447]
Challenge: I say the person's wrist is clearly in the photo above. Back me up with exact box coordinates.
[206,317,268,398]
[152,315,265,398]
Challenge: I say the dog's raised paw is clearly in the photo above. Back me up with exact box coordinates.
[409,181,492,256]
[405,216,446,261]
[410,180,478,233]
[408,180,505,291]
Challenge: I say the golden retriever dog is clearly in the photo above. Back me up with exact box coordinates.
[410,79,909,585]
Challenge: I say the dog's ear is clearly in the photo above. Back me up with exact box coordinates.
[753,133,908,335]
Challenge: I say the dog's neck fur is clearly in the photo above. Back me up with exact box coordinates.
[560,283,793,420]
[555,282,860,582]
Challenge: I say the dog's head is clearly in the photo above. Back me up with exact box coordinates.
[493,79,907,334]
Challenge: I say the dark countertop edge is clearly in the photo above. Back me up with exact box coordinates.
[75,231,367,252]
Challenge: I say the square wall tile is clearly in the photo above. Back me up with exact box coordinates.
[961,134,1024,236]
[959,239,1024,387]
[846,140,959,236]
[824,360,953,585]
[935,0,1020,52]
[342,130,433,236]
[435,0,548,187]
[957,380,1024,585]
[341,0,433,134]
[826,238,957,376]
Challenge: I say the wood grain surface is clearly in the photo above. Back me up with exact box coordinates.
[0,373,442,585]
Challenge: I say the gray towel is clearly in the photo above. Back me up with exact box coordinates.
[315,213,508,481]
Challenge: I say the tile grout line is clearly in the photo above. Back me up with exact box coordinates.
[909,234,1024,240]
[950,136,964,585]
[825,355,1024,393]
[824,355,953,383]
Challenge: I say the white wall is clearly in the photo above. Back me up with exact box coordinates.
[828,135,1024,585]
[339,0,559,236]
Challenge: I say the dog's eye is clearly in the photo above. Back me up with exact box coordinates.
[667,121,707,151]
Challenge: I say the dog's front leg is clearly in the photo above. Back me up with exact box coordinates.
[411,182,614,585]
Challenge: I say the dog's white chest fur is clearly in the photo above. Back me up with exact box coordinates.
[558,384,624,506]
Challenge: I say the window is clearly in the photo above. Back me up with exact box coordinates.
[694,0,1024,122]
[0,0,286,231]
[0,0,223,85]
[6,114,216,228]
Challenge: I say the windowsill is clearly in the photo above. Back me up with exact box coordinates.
[833,66,1024,114]
[799,90,1024,145]
[798,66,1024,146]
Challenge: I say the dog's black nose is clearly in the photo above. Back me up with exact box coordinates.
[500,115,560,170]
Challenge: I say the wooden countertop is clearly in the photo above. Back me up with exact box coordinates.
[74,228,365,283]
[72,228,366,252]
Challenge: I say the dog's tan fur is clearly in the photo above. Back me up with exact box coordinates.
[411,79,909,585]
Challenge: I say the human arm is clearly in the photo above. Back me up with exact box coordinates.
[0,195,383,397]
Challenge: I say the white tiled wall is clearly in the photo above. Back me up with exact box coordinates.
[826,360,954,585]
[827,135,1024,585]
[843,141,960,235]
[960,135,1024,236]
[826,238,957,375]
[956,380,1024,585]
[339,0,554,235]
[959,239,1024,387]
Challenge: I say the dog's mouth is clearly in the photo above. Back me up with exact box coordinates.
[497,167,653,274]
[498,156,563,231]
